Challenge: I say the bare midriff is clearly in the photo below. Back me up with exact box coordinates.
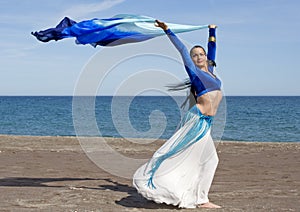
[196,90,223,116]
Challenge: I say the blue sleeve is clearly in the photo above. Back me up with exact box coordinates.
[164,29,197,81]
[207,28,217,73]
[207,28,216,61]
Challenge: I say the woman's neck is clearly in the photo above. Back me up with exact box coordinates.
[197,64,208,72]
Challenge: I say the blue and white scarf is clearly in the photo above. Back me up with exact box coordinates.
[32,14,208,47]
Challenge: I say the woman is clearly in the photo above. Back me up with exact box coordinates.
[133,20,222,209]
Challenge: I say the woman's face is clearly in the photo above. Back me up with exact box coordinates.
[190,47,207,69]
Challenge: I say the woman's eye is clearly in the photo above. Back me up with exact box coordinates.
[192,54,205,57]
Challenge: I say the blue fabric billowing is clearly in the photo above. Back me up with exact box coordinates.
[31,17,76,42]
[31,14,208,47]
[147,105,213,189]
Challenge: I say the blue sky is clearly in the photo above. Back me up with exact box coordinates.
[0,0,299,96]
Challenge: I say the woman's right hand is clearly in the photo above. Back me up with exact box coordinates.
[155,20,169,31]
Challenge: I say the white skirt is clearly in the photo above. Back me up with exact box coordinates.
[133,105,219,208]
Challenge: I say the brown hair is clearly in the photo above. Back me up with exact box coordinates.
[190,45,206,56]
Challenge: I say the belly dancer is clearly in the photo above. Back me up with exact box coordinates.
[133,20,222,209]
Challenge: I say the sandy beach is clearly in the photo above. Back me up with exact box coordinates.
[0,135,299,212]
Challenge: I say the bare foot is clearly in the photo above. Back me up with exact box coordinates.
[198,202,221,208]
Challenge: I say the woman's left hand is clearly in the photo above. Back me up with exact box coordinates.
[208,24,217,28]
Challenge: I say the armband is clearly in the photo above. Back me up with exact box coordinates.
[209,36,216,42]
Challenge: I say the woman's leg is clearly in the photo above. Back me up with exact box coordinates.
[196,136,220,208]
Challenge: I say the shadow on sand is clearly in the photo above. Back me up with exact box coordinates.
[98,178,179,210]
[0,177,178,209]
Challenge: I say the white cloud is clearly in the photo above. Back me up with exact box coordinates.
[62,0,125,19]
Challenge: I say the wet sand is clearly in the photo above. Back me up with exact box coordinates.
[0,135,299,211]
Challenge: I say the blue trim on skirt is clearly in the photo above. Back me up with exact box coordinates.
[147,105,213,189]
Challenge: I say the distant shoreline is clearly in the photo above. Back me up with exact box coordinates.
[0,95,299,97]
[0,134,299,143]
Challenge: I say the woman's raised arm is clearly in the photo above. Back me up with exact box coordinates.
[155,20,197,81]
[207,25,217,65]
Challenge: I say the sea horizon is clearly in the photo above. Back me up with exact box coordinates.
[0,96,299,142]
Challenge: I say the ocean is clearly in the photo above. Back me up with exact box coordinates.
[0,96,299,142]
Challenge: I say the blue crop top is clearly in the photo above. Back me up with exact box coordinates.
[165,28,221,97]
